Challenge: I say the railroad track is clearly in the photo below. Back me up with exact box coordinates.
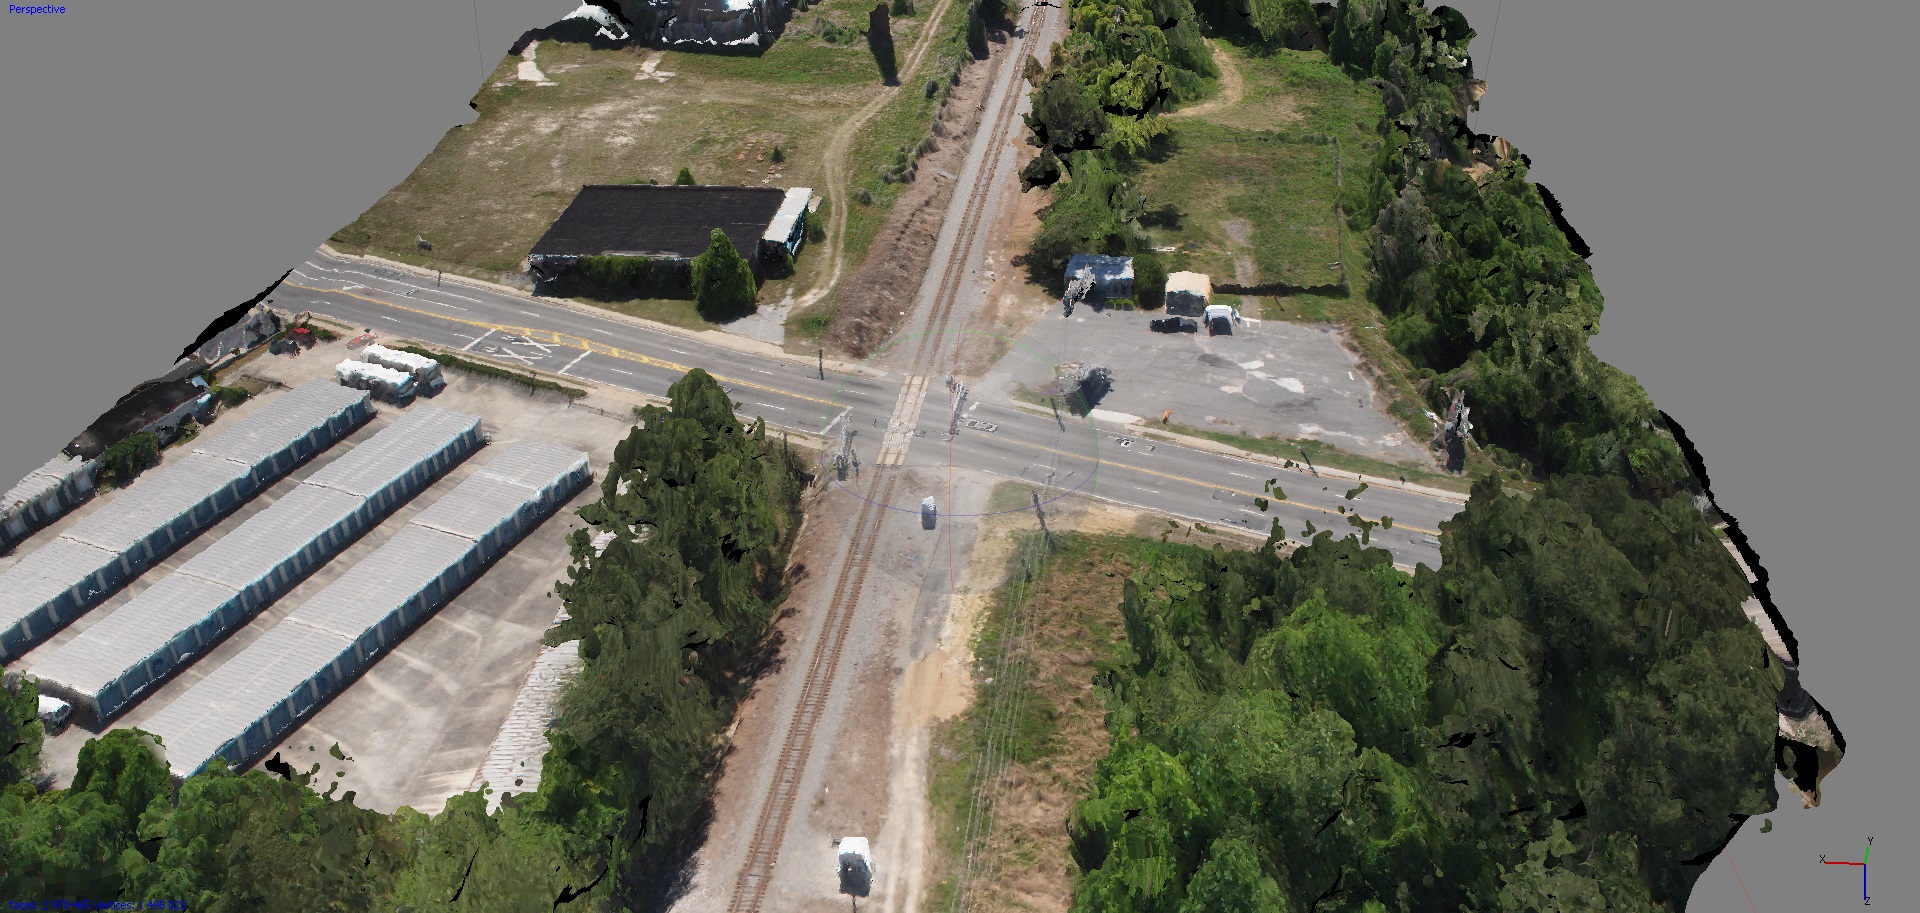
[728,475,898,913]
[724,7,1055,912]
[899,3,1051,376]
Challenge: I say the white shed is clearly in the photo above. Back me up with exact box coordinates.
[1164,271,1212,316]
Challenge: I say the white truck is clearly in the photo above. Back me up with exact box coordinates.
[38,694,72,733]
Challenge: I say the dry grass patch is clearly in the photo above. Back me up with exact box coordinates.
[924,498,1231,913]
[328,1,948,280]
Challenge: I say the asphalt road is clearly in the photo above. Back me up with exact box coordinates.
[276,249,1461,568]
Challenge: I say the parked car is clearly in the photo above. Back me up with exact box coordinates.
[38,695,72,733]
[1150,316,1198,334]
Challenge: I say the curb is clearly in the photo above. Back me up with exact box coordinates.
[313,245,884,380]
[998,398,1469,504]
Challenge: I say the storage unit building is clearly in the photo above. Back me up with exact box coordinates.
[28,407,483,722]
[0,382,371,662]
[1,454,96,549]
[143,440,592,781]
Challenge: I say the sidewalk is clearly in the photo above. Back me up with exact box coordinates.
[314,245,884,379]
[1001,398,1470,505]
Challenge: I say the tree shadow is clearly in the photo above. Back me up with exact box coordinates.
[1138,203,1183,231]
[868,4,899,85]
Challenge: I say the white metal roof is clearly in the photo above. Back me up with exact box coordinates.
[301,407,481,498]
[144,621,356,778]
[407,475,540,542]
[762,187,814,244]
[28,573,240,700]
[59,452,255,555]
[279,524,474,641]
[336,360,413,388]
[360,344,438,374]
[1166,271,1212,296]
[173,485,366,592]
[1065,253,1134,282]
[473,440,592,490]
[3,454,90,511]
[192,381,369,468]
[0,537,120,632]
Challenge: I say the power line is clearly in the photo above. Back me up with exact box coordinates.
[472,0,487,86]
[1476,0,1503,134]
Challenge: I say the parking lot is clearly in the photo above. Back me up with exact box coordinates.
[976,303,1433,466]
[10,335,646,814]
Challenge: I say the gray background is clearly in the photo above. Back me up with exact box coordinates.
[0,1,1909,909]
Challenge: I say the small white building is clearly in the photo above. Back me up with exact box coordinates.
[336,359,417,404]
[1165,271,1212,316]
[361,344,446,390]
[1064,254,1135,301]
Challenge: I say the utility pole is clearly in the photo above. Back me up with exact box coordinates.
[1297,446,1319,477]
[818,348,826,380]
[1031,490,1055,552]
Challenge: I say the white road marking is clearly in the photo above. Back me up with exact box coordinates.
[460,329,494,351]
[1228,471,1258,479]
[558,351,590,375]
[608,368,633,375]
[309,258,485,302]
[668,348,690,355]
[520,311,539,317]
[751,368,774,375]
[378,315,399,322]
[754,403,788,411]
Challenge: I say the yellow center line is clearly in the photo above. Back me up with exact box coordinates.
[1016,440,1443,537]
[292,281,1446,541]
[287,281,842,408]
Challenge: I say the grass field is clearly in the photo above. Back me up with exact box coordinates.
[1137,44,1381,291]
[327,2,962,324]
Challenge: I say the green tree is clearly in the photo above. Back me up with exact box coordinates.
[0,673,42,792]
[96,431,159,489]
[674,166,697,185]
[689,228,758,321]
[1178,835,1290,913]
[1133,250,1168,308]
[967,1,988,58]
[806,199,828,244]
[1027,75,1108,153]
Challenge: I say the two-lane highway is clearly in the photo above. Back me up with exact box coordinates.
[276,248,1460,567]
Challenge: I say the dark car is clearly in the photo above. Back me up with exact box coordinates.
[1150,316,1198,334]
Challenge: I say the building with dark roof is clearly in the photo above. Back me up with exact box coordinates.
[526,185,812,285]
[65,379,213,461]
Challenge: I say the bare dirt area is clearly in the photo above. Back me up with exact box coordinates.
[823,51,998,359]
[1168,38,1249,121]
[948,157,1055,379]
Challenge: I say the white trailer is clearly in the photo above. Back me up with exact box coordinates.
[336,359,417,404]
[361,344,446,391]
[837,836,873,904]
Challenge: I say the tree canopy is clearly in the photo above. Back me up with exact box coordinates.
[690,228,759,321]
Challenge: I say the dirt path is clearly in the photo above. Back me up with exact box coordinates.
[793,0,967,313]
[1168,39,1244,120]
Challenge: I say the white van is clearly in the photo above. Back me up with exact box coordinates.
[38,695,72,733]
